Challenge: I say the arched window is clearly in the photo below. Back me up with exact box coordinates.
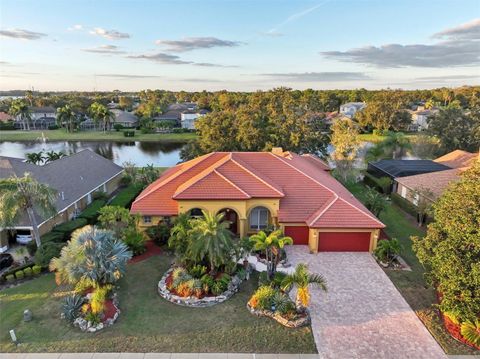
[189,208,204,218]
[249,206,269,230]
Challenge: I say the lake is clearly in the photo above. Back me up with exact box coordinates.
[0,141,185,167]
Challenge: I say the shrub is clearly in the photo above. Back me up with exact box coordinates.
[189,264,207,278]
[177,279,195,297]
[92,191,108,200]
[109,184,143,208]
[52,218,88,240]
[460,320,480,346]
[251,286,276,310]
[6,274,14,282]
[32,265,42,275]
[35,241,65,267]
[391,192,418,218]
[90,285,111,315]
[48,124,59,130]
[0,121,15,130]
[15,271,25,280]
[200,274,215,293]
[23,267,33,277]
[272,291,295,315]
[374,239,402,264]
[114,124,124,131]
[192,279,203,298]
[78,199,107,224]
[211,281,225,296]
[123,229,147,256]
[41,231,65,243]
[123,130,135,137]
[84,311,101,325]
[62,294,84,322]
[363,173,392,193]
[145,223,170,246]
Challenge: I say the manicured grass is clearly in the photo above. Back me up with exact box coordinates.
[358,132,419,143]
[346,182,478,355]
[0,129,197,142]
[0,254,317,353]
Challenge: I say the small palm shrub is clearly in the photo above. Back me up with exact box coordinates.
[189,264,207,278]
[84,311,101,325]
[62,294,84,322]
[123,228,147,256]
[272,291,295,315]
[201,274,215,293]
[374,239,402,264]
[145,223,170,246]
[461,320,480,346]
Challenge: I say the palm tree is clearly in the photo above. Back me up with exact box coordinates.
[9,99,31,130]
[168,212,192,260]
[89,102,113,132]
[50,225,132,289]
[0,174,57,247]
[187,211,235,271]
[25,151,45,165]
[44,150,65,163]
[57,105,77,133]
[281,263,327,311]
[382,132,411,159]
[250,229,293,279]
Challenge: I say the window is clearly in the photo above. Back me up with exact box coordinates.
[249,207,269,230]
[143,216,152,224]
[189,208,204,218]
[413,193,419,206]
[401,186,407,199]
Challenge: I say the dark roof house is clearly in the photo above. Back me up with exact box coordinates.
[367,159,451,180]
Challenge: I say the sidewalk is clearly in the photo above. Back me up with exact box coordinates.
[4,354,321,359]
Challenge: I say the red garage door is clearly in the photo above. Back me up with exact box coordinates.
[318,232,371,252]
[284,226,309,245]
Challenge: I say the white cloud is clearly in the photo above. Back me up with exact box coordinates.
[90,27,130,40]
[155,37,241,52]
[82,45,126,54]
[0,28,47,40]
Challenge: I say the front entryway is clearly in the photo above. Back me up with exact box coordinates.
[218,208,239,235]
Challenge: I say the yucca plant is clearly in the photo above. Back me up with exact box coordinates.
[281,263,327,311]
[461,320,480,346]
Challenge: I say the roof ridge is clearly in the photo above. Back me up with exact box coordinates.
[172,153,231,197]
[134,152,216,202]
[307,195,338,226]
[212,168,251,198]
[334,197,385,227]
[229,157,285,197]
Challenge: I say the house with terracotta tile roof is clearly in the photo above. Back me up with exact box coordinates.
[394,150,478,206]
[131,148,385,253]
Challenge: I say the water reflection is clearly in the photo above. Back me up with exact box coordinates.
[0,141,185,167]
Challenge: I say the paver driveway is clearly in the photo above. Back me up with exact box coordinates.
[286,246,446,359]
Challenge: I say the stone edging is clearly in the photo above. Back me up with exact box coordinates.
[158,267,249,307]
[246,303,310,328]
[72,292,120,333]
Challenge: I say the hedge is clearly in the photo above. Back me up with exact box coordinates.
[363,172,392,194]
[1,262,35,281]
[78,199,107,224]
[391,192,418,218]
[52,217,88,240]
[109,184,143,209]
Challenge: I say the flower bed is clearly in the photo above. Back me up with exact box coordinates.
[246,302,310,328]
[71,292,120,333]
[158,265,250,307]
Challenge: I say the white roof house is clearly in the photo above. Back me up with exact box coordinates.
[339,102,366,118]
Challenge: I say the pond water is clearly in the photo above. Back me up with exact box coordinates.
[0,141,186,167]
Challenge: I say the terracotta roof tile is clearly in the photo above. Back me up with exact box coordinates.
[434,150,478,169]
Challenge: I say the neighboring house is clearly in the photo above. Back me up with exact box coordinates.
[180,109,209,130]
[79,118,97,131]
[15,106,57,130]
[406,108,438,131]
[112,109,139,128]
[131,148,384,253]
[339,102,366,118]
[367,159,451,192]
[394,150,479,206]
[0,150,124,252]
[0,112,13,122]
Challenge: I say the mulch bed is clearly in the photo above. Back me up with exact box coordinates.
[128,241,161,264]
[103,299,117,320]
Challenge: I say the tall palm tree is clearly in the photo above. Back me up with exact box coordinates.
[25,151,45,165]
[89,102,113,132]
[56,105,77,132]
[50,225,132,288]
[9,99,31,130]
[281,263,327,311]
[187,211,235,271]
[0,174,57,247]
[250,229,293,279]
[382,132,411,159]
[44,150,65,163]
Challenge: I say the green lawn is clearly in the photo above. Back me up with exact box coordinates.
[0,254,316,353]
[0,130,197,142]
[358,132,419,143]
[346,182,478,355]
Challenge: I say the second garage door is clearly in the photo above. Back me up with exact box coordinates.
[318,232,371,252]
[284,226,309,245]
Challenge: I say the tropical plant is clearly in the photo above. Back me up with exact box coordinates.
[89,102,114,132]
[49,225,132,289]
[281,263,327,311]
[364,187,388,217]
[57,105,78,132]
[122,228,147,255]
[98,205,132,237]
[249,285,276,310]
[62,294,84,322]
[189,264,207,278]
[329,118,361,183]
[168,213,192,261]
[249,230,293,279]
[9,99,31,130]
[187,211,235,271]
[381,132,411,159]
[374,239,402,265]
[460,320,480,346]
[0,174,57,247]
[272,291,295,315]
[44,150,66,163]
[25,151,45,165]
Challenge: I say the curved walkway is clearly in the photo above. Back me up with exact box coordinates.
[286,246,446,359]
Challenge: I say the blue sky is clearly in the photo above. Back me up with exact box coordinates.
[1,0,479,91]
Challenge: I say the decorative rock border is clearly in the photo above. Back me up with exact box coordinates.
[158,266,251,307]
[71,292,120,333]
[246,303,310,328]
